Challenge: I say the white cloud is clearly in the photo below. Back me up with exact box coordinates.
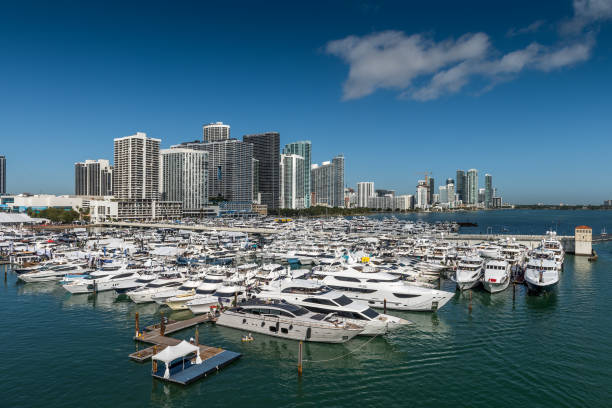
[561,0,612,33]
[507,20,546,37]
[326,30,594,101]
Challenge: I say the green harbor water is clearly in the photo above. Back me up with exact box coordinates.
[2,210,612,408]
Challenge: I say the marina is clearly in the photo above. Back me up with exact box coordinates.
[2,210,612,407]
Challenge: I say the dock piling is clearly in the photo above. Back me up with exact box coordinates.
[298,341,303,376]
[160,312,165,337]
[135,312,140,338]
[195,326,199,346]
[383,298,387,315]
[468,291,472,314]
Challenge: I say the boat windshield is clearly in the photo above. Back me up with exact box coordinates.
[362,308,379,319]
[334,295,352,306]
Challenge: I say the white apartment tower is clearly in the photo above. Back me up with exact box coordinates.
[160,148,208,214]
[416,180,428,208]
[467,169,478,205]
[113,132,161,200]
[357,182,374,208]
[203,122,230,143]
[280,153,305,209]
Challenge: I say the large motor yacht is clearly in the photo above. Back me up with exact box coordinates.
[216,299,364,343]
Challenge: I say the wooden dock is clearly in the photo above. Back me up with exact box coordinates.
[128,312,241,384]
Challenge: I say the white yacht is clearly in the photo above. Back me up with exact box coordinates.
[216,299,363,343]
[62,271,142,294]
[451,256,483,290]
[126,273,185,303]
[185,295,221,314]
[311,268,453,311]
[257,279,411,335]
[481,259,511,293]
[18,262,91,283]
[153,279,200,306]
[524,255,559,293]
[541,231,565,269]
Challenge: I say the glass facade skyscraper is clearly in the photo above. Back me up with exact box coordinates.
[0,155,5,195]
[243,132,280,210]
[283,141,311,208]
[456,170,466,202]
[467,169,478,205]
[484,174,493,208]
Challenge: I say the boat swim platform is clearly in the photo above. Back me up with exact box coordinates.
[152,350,242,385]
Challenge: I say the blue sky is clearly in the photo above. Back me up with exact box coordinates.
[1,0,611,204]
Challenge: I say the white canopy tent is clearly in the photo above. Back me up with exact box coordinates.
[152,340,201,378]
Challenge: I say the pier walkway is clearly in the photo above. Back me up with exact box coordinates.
[99,221,279,235]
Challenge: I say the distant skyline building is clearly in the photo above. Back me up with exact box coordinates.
[74,159,113,196]
[283,141,312,208]
[177,139,253,203]
[311,155,345,207]
[478,188,485,204]
[416,180,428,208]
[447,183,456,204]
[439,185,448,203]
[428,177,435,204]
[446,178,454,186]
[485,174,493,208]
[113,132,160,200]
[160,148,208,214]
[467,169,478,205]
[0,155,6,195]
[203,122,230,143]
[243,132,280,210]
[357,181,374,208]
[456,170,466,202]
[280,153,305,209]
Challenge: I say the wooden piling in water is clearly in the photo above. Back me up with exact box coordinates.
[195,326,199,346]
[298,341,303,376]
[384,298,387,315]
[135,312,140,338]
[468,291,472,313]
[160,312,165,336]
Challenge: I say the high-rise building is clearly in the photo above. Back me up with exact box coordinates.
[332,155,345,208]
[113,133,160,200]
[203,122,230,143]
[280,154,305,209]
[416,180,428,208]
[177,140,253,203]
[160,148,208,214]
[446,178,454,186]
[456,170,466,202]
[243,132,280,210]
[478,188,485,204]
[74,159,113,196]
[311,156,345,207]
[283,141,312,208]
[0,155,5,195]
[467,169,478,205]
[439,185,448,203]
[484,174,493,208]
[357,182,374,208]
[252,158,260,203]
[447,183,456,204]
[428,177,435,204]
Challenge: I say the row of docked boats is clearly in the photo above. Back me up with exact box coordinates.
[451,231,565,293]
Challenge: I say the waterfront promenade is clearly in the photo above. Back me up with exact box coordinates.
[98,221,279,235]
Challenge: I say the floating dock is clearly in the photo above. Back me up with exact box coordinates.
[151,350,242,385]
[129,313,241,384]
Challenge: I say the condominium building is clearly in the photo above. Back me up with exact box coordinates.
[113,132,160,200]
[74,159,113,196]
[243,132,280,210]
[283,141,312,208]
[357,182,374,208]
[0,155,5,195]
[439,185,448,203]
[447,183,456,204]
[160,148,208,215]
[280,153,305,209]
[456,170,466,202]
[467,169,478,205]
[428,177,435,204]
[203,122,230,143]
[484,174,493,208]
[177,139,253,203]
[311,155,345,207]
[416,180,428,208]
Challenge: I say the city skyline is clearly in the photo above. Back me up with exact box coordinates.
[1,1,612,204]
